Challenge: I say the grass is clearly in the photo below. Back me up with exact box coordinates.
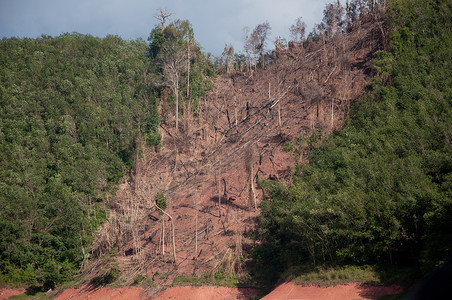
[282,264,418,287]
[89,267,119,287]
[172,275,205,287]
[171,270,240,288]
[9,292,51,300]
[287,265,379,286]
[132,274,156,287]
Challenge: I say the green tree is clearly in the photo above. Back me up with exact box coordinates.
[255,0,452,282]
[0,33,160,287]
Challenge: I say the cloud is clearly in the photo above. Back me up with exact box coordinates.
[0,0,333,55]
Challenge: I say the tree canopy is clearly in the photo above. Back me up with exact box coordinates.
[0,33,159,288]
[254,0,452,282]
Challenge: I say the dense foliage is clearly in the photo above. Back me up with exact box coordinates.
[255,0,452,281]
[0,33,159,288]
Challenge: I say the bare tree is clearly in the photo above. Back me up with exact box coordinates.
[154,8,173,31]
[154,203,176,263]
[345,0,360,31]
[242,26,252,72]
[157,41,186,131]
[218,159,222,218]
[186,30,197,98]
[322,1,345,39]
[290,17,306,43]
[222,44,235,74]
[186,31,191,98]
[251,21,271,68]
[193,188,200,259]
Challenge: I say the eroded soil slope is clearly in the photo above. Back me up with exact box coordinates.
[81,19,383,293]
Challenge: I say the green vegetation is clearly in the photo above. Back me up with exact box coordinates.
[172,275,204,286]
[281,264,418,287]
[254,0,452,284]
[89,267,119,287]
[132,274,155,286]
[282,127,323,160]
[155,190,167,211]
[10,292,52,300]
[0,12,215,289]
[0,33,158,289]
[287,265,380,286]
[172,271,238,288]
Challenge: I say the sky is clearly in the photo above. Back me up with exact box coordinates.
[0,0,333,56]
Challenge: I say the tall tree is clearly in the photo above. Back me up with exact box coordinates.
[242,26,252,72]
[157,41,186,131]
[322,0,345,38]
[290,17,306,43]
[222,44,235,74]
[251,21,271,68]
[154,8,173,31]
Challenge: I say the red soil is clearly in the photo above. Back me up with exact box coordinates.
[50,282,403,300]
[53,286,258,300]
[153,286,259,299]
[0,288,26,300]
[261,282,404,300]
[55,287,144,300]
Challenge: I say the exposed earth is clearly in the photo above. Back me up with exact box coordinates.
[82,18,383,288]
[1,283,404,299]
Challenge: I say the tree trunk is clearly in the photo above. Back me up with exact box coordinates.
[250,164,257,211]
[161,216,165,255]
[331,98,334,129]
[156,204,176,263]
[187,31,190,98]
[234,97,238,127]
[175,80,179,131]
[195,190,198,259]
[218,160,221,218]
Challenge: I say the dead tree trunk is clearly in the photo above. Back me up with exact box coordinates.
[234,97,238,127]
[245,144,257,210]
[155,204,176,263]
[175,81,179,131]
[250,165,257,210]
[161,214,165,255]
[331,98,334,129]
[187,31,190,98]
[218,160,221,218]
[194,190,199,259]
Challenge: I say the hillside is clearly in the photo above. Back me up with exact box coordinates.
[0,34,160,288]
[255,0,452,285]
[2,0,451,298]
[83,12,383,290]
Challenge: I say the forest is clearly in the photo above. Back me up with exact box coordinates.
[255,0,452,283]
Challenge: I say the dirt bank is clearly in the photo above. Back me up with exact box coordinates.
[55,286,145,300]
[53,285,258,300]
[153,286,259,299]
[50,282,403,300]
[261,282,404,300]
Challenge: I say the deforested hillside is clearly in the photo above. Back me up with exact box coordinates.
[3,0,450,298]
[85,4,385,290]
